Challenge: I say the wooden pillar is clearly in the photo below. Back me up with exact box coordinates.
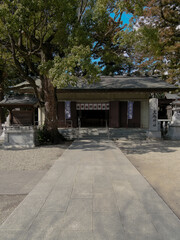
[0,108,1,128]
[119,101,128,127]
[32,108,35,125]
[9,109,13,125]
[109,101,119,128]
[0,88,2,128]
[71,102,77,127]
[57,102,65,127]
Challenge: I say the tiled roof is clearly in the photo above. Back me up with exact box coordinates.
[165,93,180,99]
[0,94,38,106]
[12,78,41,89]
[63,76,176,91]
[12,76,176,92]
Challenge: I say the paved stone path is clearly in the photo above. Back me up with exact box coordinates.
[0,140,180,240]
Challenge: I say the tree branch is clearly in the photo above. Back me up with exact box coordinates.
[78,0,89,22]
[8,34,42,103]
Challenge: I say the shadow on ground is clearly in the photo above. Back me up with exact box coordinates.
[0,194,26,225]
[69,139,116,151]
[0,141,71,151]
[115,139,180,155]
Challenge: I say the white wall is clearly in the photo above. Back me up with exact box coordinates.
[141,100,149,128]
[38,107,45,126]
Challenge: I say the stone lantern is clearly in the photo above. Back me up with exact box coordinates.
[168,99,180,139]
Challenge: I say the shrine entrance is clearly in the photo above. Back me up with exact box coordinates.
[76,103,109,127]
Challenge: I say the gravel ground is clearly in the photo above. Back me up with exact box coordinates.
[0,142,71,171]
[0,142,72,225]
[115,139,180,219]
[0,194,26,225]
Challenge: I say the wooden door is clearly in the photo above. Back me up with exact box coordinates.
[57,102,65,127]
[12,110,33,125]
[128,101,141,128]
[119,101,127,127]
[119,101,141,128]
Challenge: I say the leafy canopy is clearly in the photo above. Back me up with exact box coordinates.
[0,0,145,95]
[131,0,180,83]
[0,0,101,91]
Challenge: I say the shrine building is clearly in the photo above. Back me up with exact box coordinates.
[0,76,176,130]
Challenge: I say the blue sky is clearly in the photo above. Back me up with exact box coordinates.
[92,12,133,65]
[121,12,133,25]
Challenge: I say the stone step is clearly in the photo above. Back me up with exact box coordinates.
[58,128,147,140]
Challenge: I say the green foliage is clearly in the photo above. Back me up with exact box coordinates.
[0,1,102,85]
[36,126,52,145]
[138,27,162,56]
[36,125,65,145]
[130,0,180,82]
[0,0,141,84]
[0,46,20,94]
[1,0,177,85]
[49,45,100,88]
[1,0,161,133]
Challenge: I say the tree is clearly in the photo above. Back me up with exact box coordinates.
[0,57,5,126]
[0,46,19,125]
[0,0,99,141]
[0,0,137,141]
[131,0,180,83]
[91,0,147,75]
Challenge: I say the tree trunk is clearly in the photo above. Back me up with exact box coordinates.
[0,88,2,128]
[42,76,63,143]
[0,86,5,127]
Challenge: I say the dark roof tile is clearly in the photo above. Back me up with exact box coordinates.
[0,94,38,106]
[63,76,176,90]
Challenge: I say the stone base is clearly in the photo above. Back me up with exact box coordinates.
[0,131,4,141]
[146,130,161,139]
[168,126,180,140]
[3,126,35,149]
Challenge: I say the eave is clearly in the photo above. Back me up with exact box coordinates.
[57,87,177,93]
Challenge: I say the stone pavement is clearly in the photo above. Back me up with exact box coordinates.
[0,140,180,240]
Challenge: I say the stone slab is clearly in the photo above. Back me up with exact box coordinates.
[168,126,180,140]
[93,212,126,240]
[93,192,118,213]
[41,186,73,212]
[0,230,26,240]
[23,211,65,240]
[149,213,180,240]
[3,127,35,149]
[58,231,95,240]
